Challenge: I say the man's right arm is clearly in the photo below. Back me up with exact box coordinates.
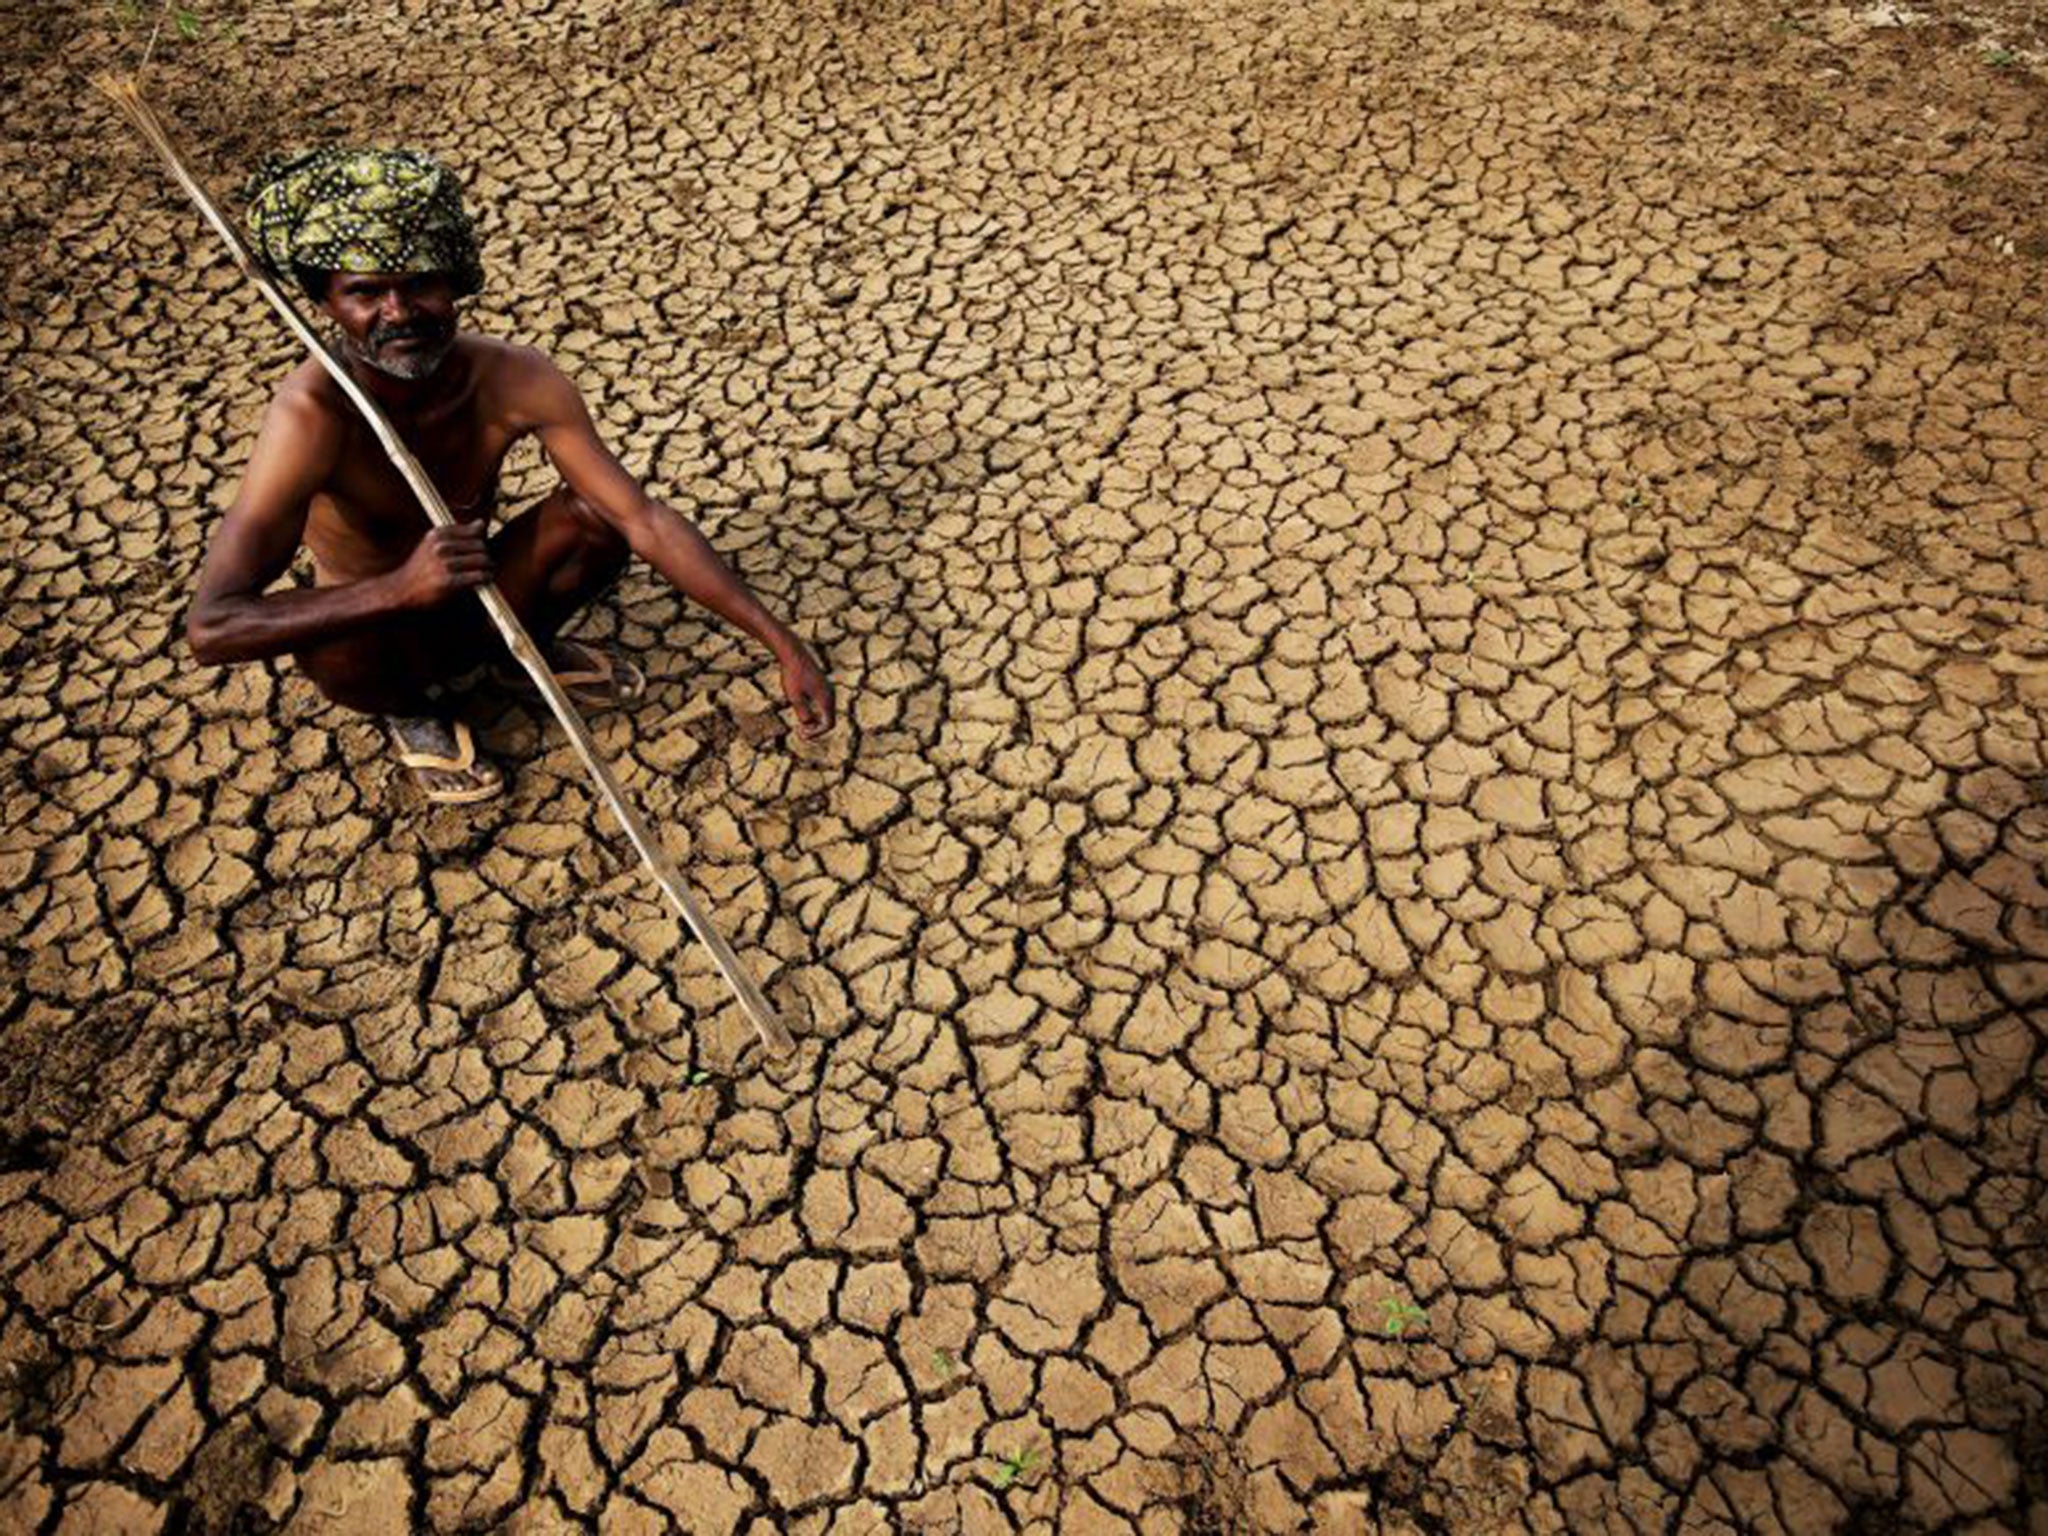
[186,388,491,664]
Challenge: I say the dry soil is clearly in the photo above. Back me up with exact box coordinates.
[2,0,2047,1531]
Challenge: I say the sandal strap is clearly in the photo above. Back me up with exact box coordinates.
[548,640,615,688]
[392,718,477,773]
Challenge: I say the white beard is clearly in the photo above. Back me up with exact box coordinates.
[345,328,454,381]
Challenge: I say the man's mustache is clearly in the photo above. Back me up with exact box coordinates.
[368,317,453,349]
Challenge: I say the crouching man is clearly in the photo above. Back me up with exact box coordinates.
[187,147,834,803]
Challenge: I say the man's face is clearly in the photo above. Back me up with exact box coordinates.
[323,271,459,381]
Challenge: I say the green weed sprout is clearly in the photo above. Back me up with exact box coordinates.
[992,1441,1042,1489]
[109,0,240,56]
[1381,1297,1428,1337]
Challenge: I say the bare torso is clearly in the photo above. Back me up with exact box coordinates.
[298,335,525,584]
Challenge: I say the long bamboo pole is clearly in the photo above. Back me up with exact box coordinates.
[94,72,797,1058]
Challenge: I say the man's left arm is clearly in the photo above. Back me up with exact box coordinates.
[515,350,835,738]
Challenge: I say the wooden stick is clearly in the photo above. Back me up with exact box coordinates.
[93,72,797,1058]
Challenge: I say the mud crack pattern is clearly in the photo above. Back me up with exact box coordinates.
[3,0,2047,1531]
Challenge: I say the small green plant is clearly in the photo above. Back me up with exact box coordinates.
[1985,45,2020,68]
[687,1069,712,1086]
[108,0,240,57]
[1381,1297,1428,1337]
[932,1348,960,1379]
[992,1441,1042,1490]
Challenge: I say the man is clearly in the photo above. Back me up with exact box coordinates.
[186,147,835,803]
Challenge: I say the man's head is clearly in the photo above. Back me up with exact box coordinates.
[243,147,482,380]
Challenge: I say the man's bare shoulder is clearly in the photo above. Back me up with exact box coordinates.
[469,335,566,388]
[264,362,351,461]
[471,338,581,427]
[466,334,549,369]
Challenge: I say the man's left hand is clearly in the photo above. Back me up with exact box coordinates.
[777,641,836,740]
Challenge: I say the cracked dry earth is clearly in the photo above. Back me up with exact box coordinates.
[3,0,2048,1531]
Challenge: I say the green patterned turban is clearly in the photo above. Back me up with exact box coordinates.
[242,147,484,299]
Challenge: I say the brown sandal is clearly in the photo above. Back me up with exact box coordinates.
[499,640,648,712]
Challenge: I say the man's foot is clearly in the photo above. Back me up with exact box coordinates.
[499,639,648,712]
[386,716,505,805]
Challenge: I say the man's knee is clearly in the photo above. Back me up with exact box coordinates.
[297,643,398,714]
[294,619,446,715]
